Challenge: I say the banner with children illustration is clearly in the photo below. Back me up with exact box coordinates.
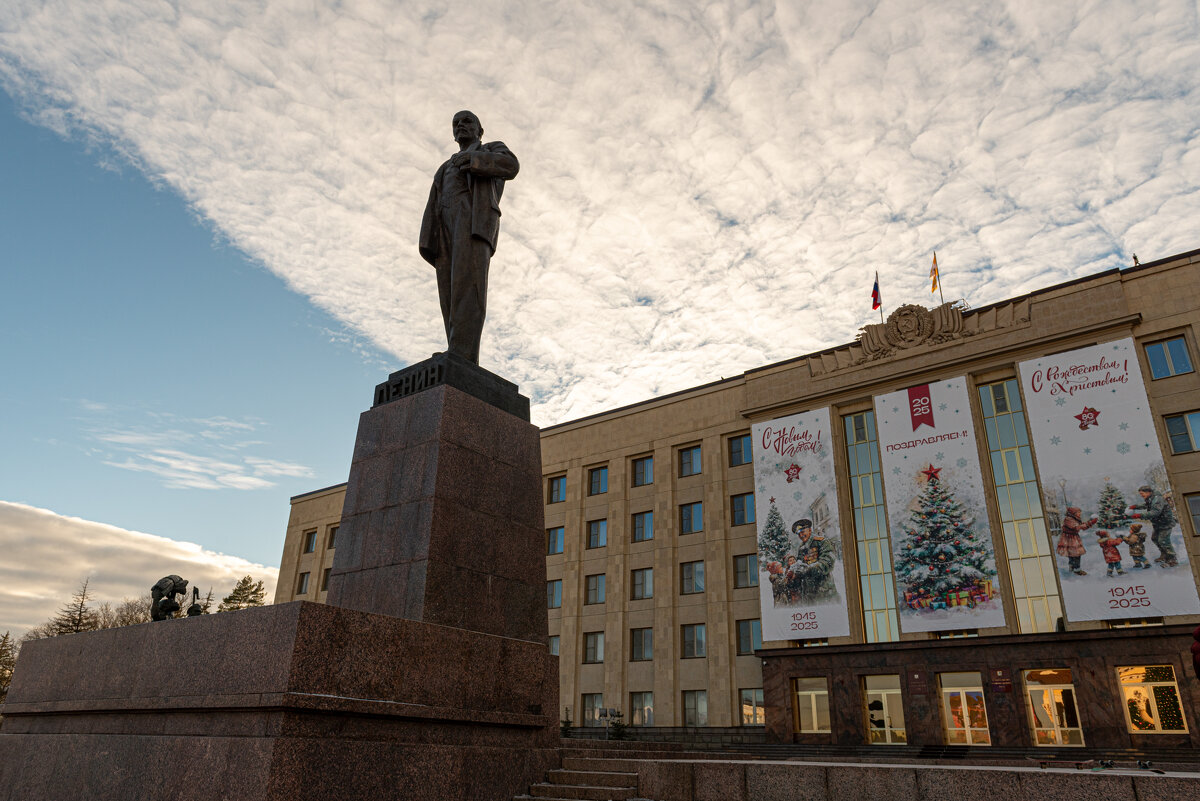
[875,378,1007,632]
[1019,338,1200,621]
[751,408,851,641]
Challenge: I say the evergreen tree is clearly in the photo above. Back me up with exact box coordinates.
[1096,481,1129,528]
[757,500,789,565]
[51,578,100,636]
[0,630,16,707]
[218,576,267,612]
[198,588,215,615]
[893,466,996,598]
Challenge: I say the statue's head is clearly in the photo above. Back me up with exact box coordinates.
[452,110,483,145]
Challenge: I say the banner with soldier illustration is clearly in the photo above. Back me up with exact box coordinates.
[875,377,1007,633]
[1019,339,1200,621]
[751,408,851,641]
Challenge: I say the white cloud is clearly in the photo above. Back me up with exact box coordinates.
[80,405,313,490]
[2,1,1198,426]
[0,500,278,639]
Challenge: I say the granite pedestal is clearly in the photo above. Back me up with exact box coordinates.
[0,356,558,800]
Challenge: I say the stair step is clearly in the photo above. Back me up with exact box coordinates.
[548,769,638,787]
[527,782,637,800]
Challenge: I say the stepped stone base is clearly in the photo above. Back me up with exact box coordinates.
[0,602,559,801]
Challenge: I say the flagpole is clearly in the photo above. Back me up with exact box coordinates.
[933,252,945,305]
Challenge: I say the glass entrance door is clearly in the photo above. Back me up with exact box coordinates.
[939,672,990,745]
[863,674,906,744]
[1023,669,1084,745]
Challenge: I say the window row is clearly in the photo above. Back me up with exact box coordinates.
[295,566,332,597]
[789,665,1188,745]
[580,688,764,728]
[545,498,757,554]
[546,556,759,607]
[575,620,762,664]
[545,434,757,503]
[299,524,339,555]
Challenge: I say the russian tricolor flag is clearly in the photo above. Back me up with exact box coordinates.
[871,271,882,311]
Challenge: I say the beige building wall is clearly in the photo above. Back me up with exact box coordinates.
[275,483,345,605]
[275,248,1200,730]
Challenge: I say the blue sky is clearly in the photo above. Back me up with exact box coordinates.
[1,0,1199,636]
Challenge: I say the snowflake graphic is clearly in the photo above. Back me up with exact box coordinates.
[1113,344,1120,350]
[792,491,803,502]
[892,467,902,475]
[935,451,945,461]
[809,473,818,482]
[956,458,968,468]
[1055,397,1067,407]
[1050,436,1061,446]
[1117,442,1131,455]
[1119,422,1129,431]
[892,406,899,413]
[939,403,947,411]
[1083,447,1092,455]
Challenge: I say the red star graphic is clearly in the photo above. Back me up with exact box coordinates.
[769,497,775,504]
[1074,406,1100,430]
[785,463,802,483]
[920,464,942,481]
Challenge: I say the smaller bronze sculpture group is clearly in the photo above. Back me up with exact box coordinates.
[150,575,203,621]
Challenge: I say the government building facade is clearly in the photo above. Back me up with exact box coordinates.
[275,247,1200,751]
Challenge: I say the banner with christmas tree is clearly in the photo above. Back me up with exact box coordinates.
[1019,338,1200,620]
[751,408,851,641]
[875,378,1007,632]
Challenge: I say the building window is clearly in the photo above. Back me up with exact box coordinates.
[546,526,564,555]
[327,525,338,549]
[734,554,759,588]
[843,411,900,643]
[296,572,310,595]
[548,475,566,503]
[740,688,765,725]
[792,677,831,733]
[548,635,559,655]
[631,691,654,726]
[586,519,607,549]
[547,579,562,609]
[1145,337,1194,379]
[864,674,906,744]
[1118,665,1188,733]
[1023,668,1084,746]
[630,627,653,661]
[679,445,701,477]
[1185,493,1200,536]
[680,502,703,535]
[736,619,762,655]
[731,492,755,525]
[681,623,706,658]
[321,567,331,592]
[1165,411,1200,454]
[680,561,705,594]
[582,693,603,727]
[980,379,1062,634]
[939,672,991,745]
[585,574,606,605]
[302,530,317,554]
[632,455,654,486]
[632,511,654,542]
[729,433,752,467]
[631,567,653,600]
[683,690,708,726]
[583,631,604,664]
[588,466,609,495]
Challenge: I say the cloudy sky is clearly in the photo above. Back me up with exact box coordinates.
[2,1,1198,636]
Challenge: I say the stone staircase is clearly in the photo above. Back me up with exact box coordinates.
[514,739,758,800]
